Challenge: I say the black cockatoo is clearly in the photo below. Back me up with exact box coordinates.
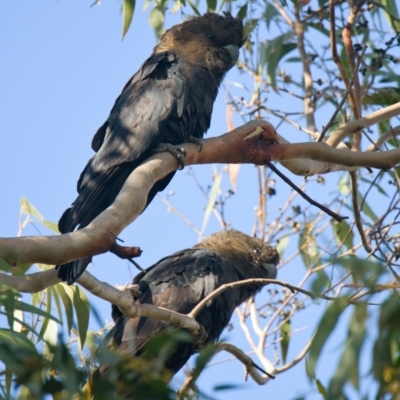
[97,230,279,395]
[57,13,245,284]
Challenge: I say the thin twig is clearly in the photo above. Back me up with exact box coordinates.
[265,160,347,222]
[318,44,368,142]
[295,7,317,134]
[350,171,372,252]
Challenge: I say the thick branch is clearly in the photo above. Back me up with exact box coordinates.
[1,117,400,268]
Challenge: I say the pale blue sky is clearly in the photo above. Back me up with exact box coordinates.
[1,1,388,399]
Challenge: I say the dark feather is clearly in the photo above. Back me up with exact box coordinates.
[97,230,279,394]
[57,13,244,284]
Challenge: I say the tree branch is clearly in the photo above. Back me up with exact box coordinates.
[1,117,400,269]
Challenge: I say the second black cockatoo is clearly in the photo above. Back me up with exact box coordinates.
[97,230,279,395]
[57,12,244,284]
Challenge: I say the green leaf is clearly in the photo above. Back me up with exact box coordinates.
[38,289,52,341]
[149,6,165,38]
[280,320,291,363]
[170,0,183,13]
[206,0,217,12]
[0,258,12,273]
[194,342,218,377]
[214,383,242,391]
[50,286,63,325]
[308,22,330,37]
[327,303,367,396]
[338,174,351,195]
[362,87,400,106]
[311,270,330,294]
[73,286,90,351]
[360,176,387,197]
[276,235,290,257]
[42,319,58,362]
[262,34,296,88]
[264,3,279,30]
[380,0,400,30]
[4,292,16,329]
[20,197,43,220]
[243,18,258,36]
[122,0,135,38]
[357,191,378,222]
[186,0,201,16]
[15,299,60,324]
[5,366,12,399]
[41,220,59,233]
[13,309,24,333]
[201,172,222,234]
[237,3,248,20]
[19,197,60,233]
[316,379,328,398]
[55,283,74,331]
[306,297,348,379]
[333,256,386,286]
[299,225,319,269]
[332,219,354,250]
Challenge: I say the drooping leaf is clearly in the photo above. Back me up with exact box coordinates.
[276,235,290,257]
[122,0,135,38]
[332,219,354,250]
[362,87,400,106]
[50,286,63,325]
[262,34,296,88]
[316,379,328,398]
[73,286,90,351]
[186,0,201,16]
[214,383,242,391]
[237,3,248,20]
[280,319,291,363]
[19,197,60,233]
[226,106,240,192]
[149,6,165,38]
[20,197,43,220]
[306,297,348,379]
[264,3,279,30]
[206,0,217,12]
[38,288,53,342]
[299,225,320,269]
[15,299,60,325]
[55,283,74,332]
[311,270,330,294]
[357,191,378,222]
[380,0,400,30]
[42,319,58,361]
[327,303,367,397]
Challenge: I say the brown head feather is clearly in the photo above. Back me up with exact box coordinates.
[154,12,244,73]
[194,229,279,280]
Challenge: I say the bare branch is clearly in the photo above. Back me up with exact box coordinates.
[265,160,347,221]
[366,126,400,152]
[1,117,400,269]
[0,269,203,335]
[295,8,317,134]
[216,343,275,383]
[350,171,372,252]
[326,102,400,147]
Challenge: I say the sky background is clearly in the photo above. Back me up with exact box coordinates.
[1,1,395,399]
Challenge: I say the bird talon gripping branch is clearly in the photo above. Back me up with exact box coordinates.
[151,142,187,170]
[56,12,245,284]
[186,135,204,152]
